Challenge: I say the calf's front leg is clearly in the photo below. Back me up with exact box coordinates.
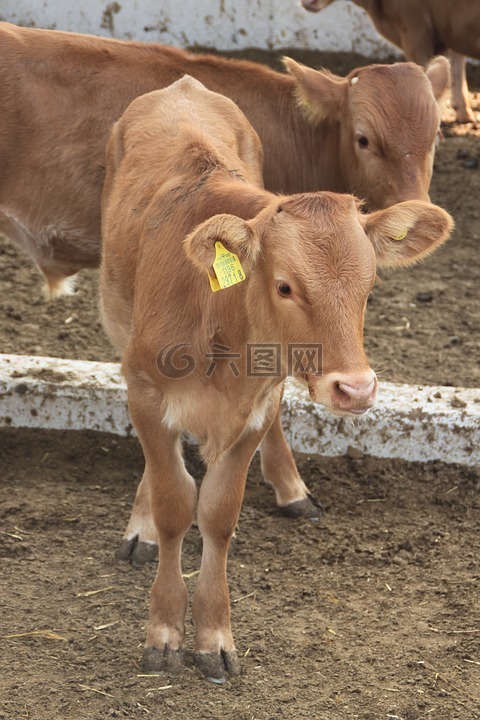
[117,403,319,570]
[127,383,197,672]
[192,427,268,683]
[143,439,198,672]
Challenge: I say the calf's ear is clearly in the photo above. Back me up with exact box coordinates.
[426,56,450,105]
[283,57,347,122]
[362,200,454,268]
[184,213,261,273]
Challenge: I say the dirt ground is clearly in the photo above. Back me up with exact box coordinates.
[1,430,479,720]
[0,49,479,720]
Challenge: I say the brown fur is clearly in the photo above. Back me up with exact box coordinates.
[0,22,448,293]
[101,77,453,679]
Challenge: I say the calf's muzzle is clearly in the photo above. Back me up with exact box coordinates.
[310,369,378,415]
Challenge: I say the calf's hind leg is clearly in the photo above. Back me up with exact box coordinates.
[116,472,159,566]
[260,406,320,518]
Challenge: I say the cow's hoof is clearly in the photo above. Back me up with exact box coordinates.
[280,495,322,519]
[193,650,240,684]
[143,645,184,673]
[455,112,476,124]
[116,537,158,567]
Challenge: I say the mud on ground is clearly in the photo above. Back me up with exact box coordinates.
[0,50,479,720]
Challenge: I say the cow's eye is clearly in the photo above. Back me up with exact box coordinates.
[277,282,292,297]
[357,135,369,149]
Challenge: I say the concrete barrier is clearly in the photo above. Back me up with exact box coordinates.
[0,0,399,57]
[1,354,478,466]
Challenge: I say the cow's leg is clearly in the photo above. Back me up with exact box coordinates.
[116,472,159,567]
[449,51,475,123]
[143,443,197,673]
[118,405,319,571]
[127,384,197,673]
[259,406,320,518]
[192,428,266,683]
[401,39,473,125]
[119,405,318,568]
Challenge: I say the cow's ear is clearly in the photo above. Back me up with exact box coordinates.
[283,57,347,122]
[184,213,261,273]
[426,55,450,104]
[362,200,453,268]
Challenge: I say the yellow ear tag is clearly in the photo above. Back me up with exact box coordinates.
[208,240,246,292]
[393,230,408,241]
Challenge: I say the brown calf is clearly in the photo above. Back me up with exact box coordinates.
[100,76,453,682]
[302,0,479,123]
[0,22,448,297]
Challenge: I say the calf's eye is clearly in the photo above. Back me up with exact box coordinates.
[277,282,292,297]
[357,135,369,149]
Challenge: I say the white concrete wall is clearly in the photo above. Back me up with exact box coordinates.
[0,0,399,57]
[1,355,479,467]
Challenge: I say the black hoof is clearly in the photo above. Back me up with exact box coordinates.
[143,645,184,674]
[193,650,240,683]
[280,495,323,519]
[116,537,158,566]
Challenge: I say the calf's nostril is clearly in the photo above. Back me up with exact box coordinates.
[338,379,376,399]
[334,381,350,399]
[334,379,377,409]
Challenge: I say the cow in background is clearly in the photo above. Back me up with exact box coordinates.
[302,0,479,123]
[0,22,449,298]
[101,75,453,681]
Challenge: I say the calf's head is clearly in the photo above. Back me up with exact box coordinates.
[284,57,450,210]
[185,193,452,416]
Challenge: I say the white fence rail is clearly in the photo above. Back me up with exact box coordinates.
[1,354,479,466]
[0,0,400,56]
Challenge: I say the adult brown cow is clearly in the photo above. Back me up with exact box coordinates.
[101,75,453,682]
[0,21,449,298]
[302,0,479,123]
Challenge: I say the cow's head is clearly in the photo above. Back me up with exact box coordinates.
[185,193,453,416]
[284,57,450,210]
